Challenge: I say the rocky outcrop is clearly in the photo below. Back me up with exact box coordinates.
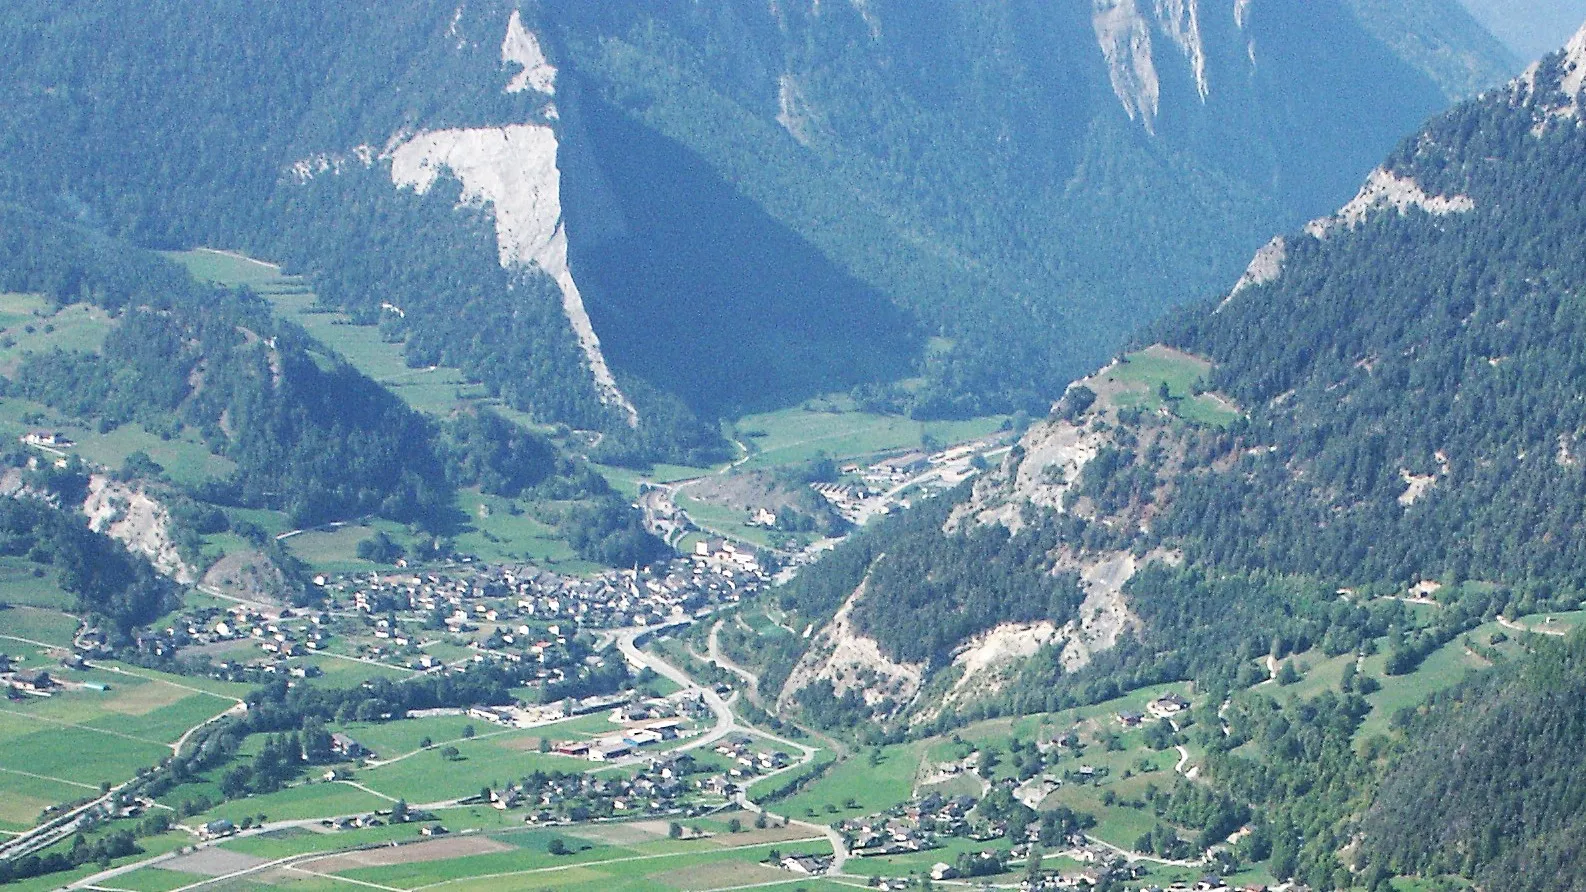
[948,413,1106,533]
[1512,21,1586,132]
[778,577,926,716]
[502,10,557,96]
[1220,236,1285,307]
[384,14,638,426]
[1092,0,1163,131]
[1091,0,1214,132]
[1305,167,1475,240]
[293,12,638,426]
[82,475,196,584]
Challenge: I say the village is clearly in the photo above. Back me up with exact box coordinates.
[94,543,768,689]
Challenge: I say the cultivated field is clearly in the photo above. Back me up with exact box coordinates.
[0,647,242,832]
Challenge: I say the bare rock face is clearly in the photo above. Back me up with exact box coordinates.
[82,475,196,584]
[293,11,638,427]
[384,12,637,426]
[1305,168,1476,240]
[1090,0,1214,133]
[1511,20,1586,132]
[777,577,926,718]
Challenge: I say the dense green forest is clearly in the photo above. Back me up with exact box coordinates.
[0,204,454,529]
[0,203,667,568]
[757,31,1586,890]
[777,491,1086,667]
[1155,56,1586,592]
[0,495,177,639]
[0,0,1507,443]
[1362,630,1586,891]
[552,0,1494,419]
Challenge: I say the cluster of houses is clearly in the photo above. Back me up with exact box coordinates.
[839,792,985,860]
[1129,876,1275,882]
[707,733,792,781]
[777,852,834,875]
[3,652,105,698]
[806,482,886,523]
[688,539,764,577]
[19,430,73,450]
[130,558,764,698]
[4,666,55,695]
[126,604,331,666]
[1117,693,1193,728]
[334,559,764,633]
[465,752,728,821]
[468,689,711,736]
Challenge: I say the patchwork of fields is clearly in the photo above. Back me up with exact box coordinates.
[0,608,244,833]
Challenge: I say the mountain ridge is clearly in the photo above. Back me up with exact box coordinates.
[751,21,1586,885]
[0,0,1517,452]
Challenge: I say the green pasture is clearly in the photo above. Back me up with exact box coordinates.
[1353,625,1517,744]
[0,830,193,892]
[0,559,73,610]
[332,835,826,892]
[195,780,392,826]
[353,720,610,802]
[168,249,472,419]
[775,739,924,822]
[451,489,585,568]
[845,833,1021,880]
[0,295,113,377]
[733,398,1006,470]
[0,662,236,825]
[0,392,234,487]
[0,604,78,647]
[672,494,793,550]
[1099,346,1241,427]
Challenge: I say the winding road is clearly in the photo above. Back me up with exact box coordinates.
[62,622,838,890]
[615,626,739,757]
[1497,615,1569,637]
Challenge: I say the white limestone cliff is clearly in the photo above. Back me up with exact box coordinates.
[1092,0,1216,132]
[502,10,557,96]
[390,125,637,425]
[1304,167,1475,240]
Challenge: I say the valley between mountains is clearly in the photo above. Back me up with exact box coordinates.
[5,3,1586,891]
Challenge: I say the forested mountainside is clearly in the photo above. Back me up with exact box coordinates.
[1362,632,1586,892]
[0,1,1512,456]
[748,23,1586,888]
[0,205,454,530]
[0,206,666,569]
[0,494,179,640]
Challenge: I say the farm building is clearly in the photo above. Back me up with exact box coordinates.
[9,669,53,691]
[331,733,369,758]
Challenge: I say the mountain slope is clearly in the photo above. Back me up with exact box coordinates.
[763,22,1586,887]
[0,0,1514,455]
